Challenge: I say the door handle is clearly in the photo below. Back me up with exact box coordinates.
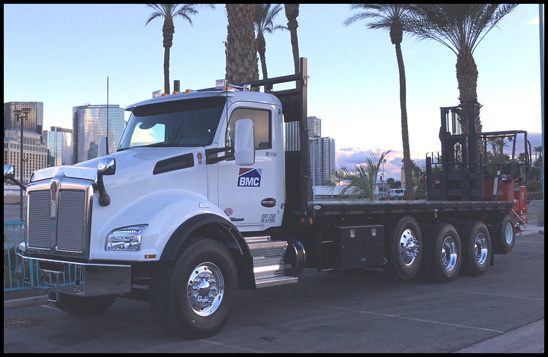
[261,198,276,208]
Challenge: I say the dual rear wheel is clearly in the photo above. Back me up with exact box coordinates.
[390,216,495,284]
[421,220,494,283]
[458,221,492,276]
[421,223,462,283]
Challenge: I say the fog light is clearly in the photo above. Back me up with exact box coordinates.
[106,225,147,250]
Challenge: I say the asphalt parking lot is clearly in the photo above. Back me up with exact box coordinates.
[4,229,544,353]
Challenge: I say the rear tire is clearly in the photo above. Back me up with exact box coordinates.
[493,215,515,254]
[422,223,461,283]
[150,238,238,339]
[389,216,422,280]
[458,221,491,276]
[54,294,117,316]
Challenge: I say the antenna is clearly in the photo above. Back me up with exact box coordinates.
[106,76,110,155]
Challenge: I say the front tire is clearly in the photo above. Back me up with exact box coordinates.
[54,294,117,316]
[150,238,238,339]
[422,223,461,283]
[389,216,423,280]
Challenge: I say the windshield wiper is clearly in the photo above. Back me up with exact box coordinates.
[117,143,173,151]
[144,142,173,148]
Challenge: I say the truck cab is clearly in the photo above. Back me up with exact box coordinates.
[117,89,287,234]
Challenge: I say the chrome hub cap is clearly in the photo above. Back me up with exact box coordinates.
[504,223,514,244]
[399,228,419,266]
[441,236,458,271]
[187,262,224,317]
[474,233,488,265]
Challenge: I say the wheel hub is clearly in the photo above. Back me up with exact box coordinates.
[441,236,458,271]
[399,229,419,266]
[504,223,514,244]
[474,233,488,265]
[187,263,224,317]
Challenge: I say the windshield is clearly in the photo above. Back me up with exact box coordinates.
[118,97,226,150]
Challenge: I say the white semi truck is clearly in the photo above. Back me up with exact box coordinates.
[6,58,530,339]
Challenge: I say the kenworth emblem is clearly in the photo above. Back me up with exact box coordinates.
[237,168,262,187]
[50,179,59,220]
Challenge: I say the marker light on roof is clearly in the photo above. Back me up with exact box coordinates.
[215,79,226,89]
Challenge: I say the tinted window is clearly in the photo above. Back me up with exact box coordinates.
[226,108,271,150]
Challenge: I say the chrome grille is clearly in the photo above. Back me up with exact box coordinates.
[57,190,86,252]
[27,182,90,256]
[28,190,51,249]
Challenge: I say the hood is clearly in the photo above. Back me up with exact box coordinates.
[30,147,200,184]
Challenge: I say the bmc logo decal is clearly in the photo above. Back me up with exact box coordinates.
[238,168,262,187]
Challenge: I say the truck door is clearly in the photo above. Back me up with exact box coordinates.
[217,103,284,232]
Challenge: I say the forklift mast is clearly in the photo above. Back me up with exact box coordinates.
[426,104,484,201]
[425,104,531,208]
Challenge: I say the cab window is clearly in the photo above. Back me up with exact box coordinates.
[226,108,271,150]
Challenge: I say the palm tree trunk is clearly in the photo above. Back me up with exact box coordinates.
[225,4,259,85]
[394,42,414,200]
[284,4,300,74]
[256,32,268,81]
[456,51,480,133]
[163,47,170,94]
[162,16,175,95]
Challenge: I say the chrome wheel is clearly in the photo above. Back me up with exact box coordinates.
[474,233,489,265]
[494,215,515,255]
[441,236,458,272]
[504,223,514,245]
[423,223,461,283]
[399,228,420,266]
[187,262,224,317]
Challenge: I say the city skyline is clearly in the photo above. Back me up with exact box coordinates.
[4,4,544,180]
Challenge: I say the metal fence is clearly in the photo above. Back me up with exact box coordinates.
[4,219,76,292]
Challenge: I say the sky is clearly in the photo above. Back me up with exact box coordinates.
[4,4,544,181]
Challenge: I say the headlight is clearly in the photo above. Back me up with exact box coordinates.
[106,225,147,250]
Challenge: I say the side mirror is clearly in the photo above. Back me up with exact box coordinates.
[234,119,255,165]
[4,164,26,191]
[97,157,116,206]
[4,165,15,178]
[98,136,108,157]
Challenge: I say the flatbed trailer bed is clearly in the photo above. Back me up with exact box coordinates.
[308,199,512,216]
[284,199,515,274]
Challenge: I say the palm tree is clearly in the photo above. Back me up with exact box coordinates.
[405,4,518,134]
[284,4,300,74]
[494,137,507,156]
[330,150,391,201]
[255,4,286,89]
[145,4,215,95]
[225,4,259,85]
[487,137,497,154]
[533,145,542,162]
[345,4,415,200]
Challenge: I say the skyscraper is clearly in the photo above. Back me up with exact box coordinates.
[4,102,44,134]
[4,129,48,182]
[285,116,336,185]
[45,126,73,166]
[317,137,336,185]
[307,116,321,138]
[284,116,321,152]
[72,104,126,164]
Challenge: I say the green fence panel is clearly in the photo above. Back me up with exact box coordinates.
[4,219,76,292]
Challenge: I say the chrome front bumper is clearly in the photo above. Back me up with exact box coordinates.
[17,254,131,299]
